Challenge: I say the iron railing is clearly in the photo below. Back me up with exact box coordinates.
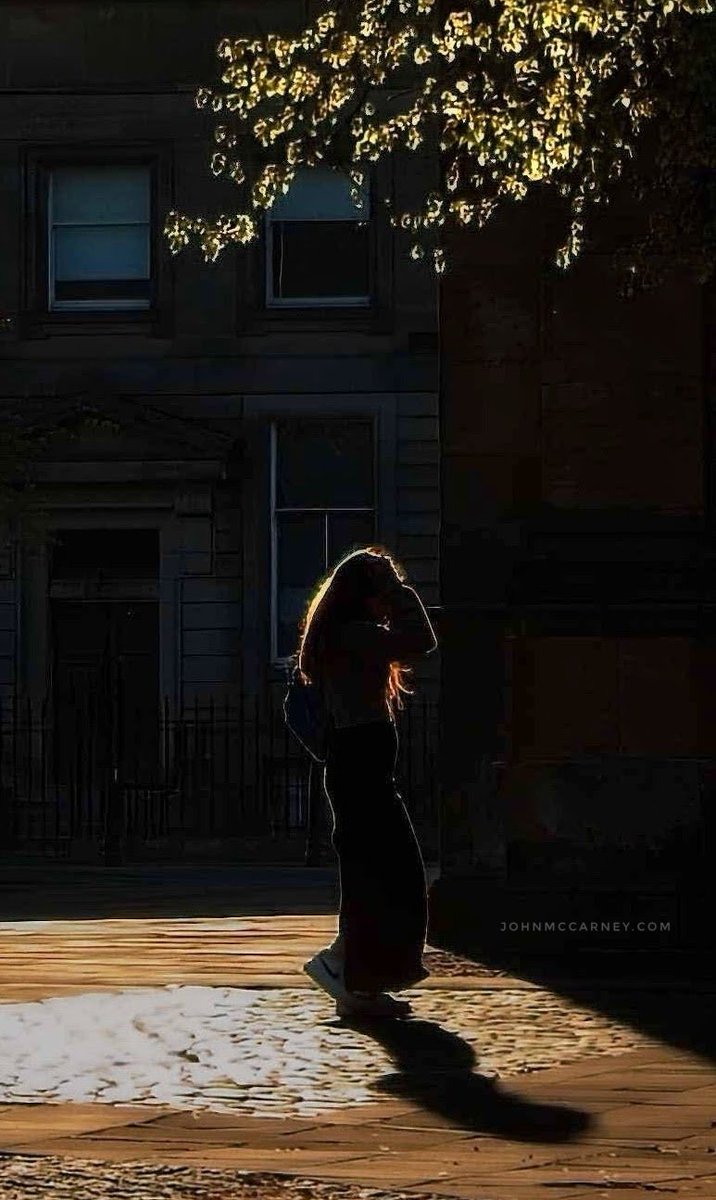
[0,688,439,862]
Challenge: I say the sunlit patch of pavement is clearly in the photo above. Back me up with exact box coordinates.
[0,984,661,1118]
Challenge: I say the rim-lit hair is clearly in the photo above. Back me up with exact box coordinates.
[296,545,413,716]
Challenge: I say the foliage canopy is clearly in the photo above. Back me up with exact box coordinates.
[166,0,716,285]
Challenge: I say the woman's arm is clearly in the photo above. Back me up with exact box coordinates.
[383,583,438,656]
[342,584,438,660]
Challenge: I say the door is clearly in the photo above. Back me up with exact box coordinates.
[51,600,159,783]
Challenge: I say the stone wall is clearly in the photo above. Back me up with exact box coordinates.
[438,194,713,889]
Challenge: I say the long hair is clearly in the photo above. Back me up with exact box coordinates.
[297,545,413,716]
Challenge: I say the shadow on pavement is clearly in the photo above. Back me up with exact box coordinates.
[427,937,716,1069]
[0,864,341,920]
[336,1014,591,1142]
[425,867,716,1068]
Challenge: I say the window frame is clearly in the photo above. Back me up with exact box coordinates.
[269,418,378,664]
[47,163,153,314]
[264,168,374,312]
[265,222,372,311]
[22,144,173,336]
[235,158,394,334]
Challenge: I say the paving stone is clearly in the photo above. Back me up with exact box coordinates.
[413,1161,714,1186]
[0,1104,166,1144]
[395,1138,584,1170]
[74,1120,470,1152]
[610,1071,716,1090]
[296,1102,419,1125]
[232,1125,476,1151]
[279,1155,472,1187]
[512,1048,673,1088]
[522,1079,716,1102]
[142,1148,380,1171]
[139,1111,316,1133]
[397,1184,597,1199]
[592,1103,716,1131]
[406,1187,594,1199]
[673,1133,716,1153]
[571,1145,716,1171]
[530,1190,689,1199]
[1,1140,377,1170]
[578,1113,715,1145]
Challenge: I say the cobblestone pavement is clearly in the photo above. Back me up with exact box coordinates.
[0,983,662,1117]
[0,1157,452,1200]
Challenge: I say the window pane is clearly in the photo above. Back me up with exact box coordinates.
[54,225,149,282]
[276,421,373,509]
[328,512,376,570]
[271,221,369,302]
[52,166,150,224]
[271,167,369,221]
[50,530,159,579]
[276,513,325,658]
[54,279,150,302]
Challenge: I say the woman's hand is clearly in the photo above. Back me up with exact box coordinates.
[367,555,404,598]
[366,593,391,622]
[365,561,405,624]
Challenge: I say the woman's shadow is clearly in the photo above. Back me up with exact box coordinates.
[333,1014,591,1143]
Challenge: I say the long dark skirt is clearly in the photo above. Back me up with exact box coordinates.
[323,718,430,993]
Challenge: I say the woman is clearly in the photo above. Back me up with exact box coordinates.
[298,545,438,1019]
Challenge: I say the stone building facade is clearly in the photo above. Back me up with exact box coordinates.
[0,1,440,856]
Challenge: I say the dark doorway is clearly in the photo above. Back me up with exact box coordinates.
[51,600,159,781]
[49,529,160,784]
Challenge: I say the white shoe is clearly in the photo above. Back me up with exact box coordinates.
[336,991,413,1019]
[303,951,352,1003]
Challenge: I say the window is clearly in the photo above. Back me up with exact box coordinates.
[49,530,159,580]
[266,168,371,308]
[271,420,376,660]
[48,165,151,310]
